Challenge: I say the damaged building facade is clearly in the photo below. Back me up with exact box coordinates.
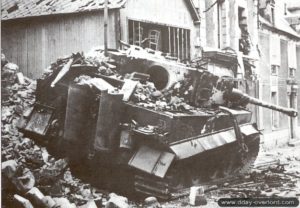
[196,0,300,147]
[1,0,300,147]
[1,0,201,79]
[195,0,260,130]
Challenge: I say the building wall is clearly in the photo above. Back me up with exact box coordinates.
[228,0,239,51]
[1,11,118,79]
[204,0,218,48]
[124,0,196,29]
[295,45,300,139]
[120,0,201,58]
[279,39,289,129]
[258,31,272,132]
[246,0,259,58]
[297,45,300,128]
[195,0,207,47]
[258,28,300,148]
[202,0,258,54]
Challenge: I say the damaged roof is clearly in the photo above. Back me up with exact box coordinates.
[1,0,126,20]
[1,0,200,22]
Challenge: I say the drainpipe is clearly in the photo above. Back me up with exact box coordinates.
[290,92,295,138]
[288,84,299,146]
[104,0,108,56]
[255,78,260,128]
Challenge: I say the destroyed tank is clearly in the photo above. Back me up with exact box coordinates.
[18,45,298,199]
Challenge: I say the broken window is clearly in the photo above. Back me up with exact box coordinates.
[128,20,190,61]
[259,0,276,24]
[238,7,250,55]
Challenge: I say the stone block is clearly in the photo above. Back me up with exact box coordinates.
[2,160,18,179]
[144,196,161,208]
[189,186,207,206]
[105,193,129,208]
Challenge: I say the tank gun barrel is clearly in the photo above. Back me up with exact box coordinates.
[227,88,298,117]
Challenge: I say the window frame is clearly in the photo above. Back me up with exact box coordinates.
[289,67,296,78]
[271,64,279,76]
[127,19,191,61]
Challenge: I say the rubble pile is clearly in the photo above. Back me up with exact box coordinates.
[0,58,134,208]
[132,81,196,112]
[42,50,119,79]
[213,160,300,199]
[162,158,300,208]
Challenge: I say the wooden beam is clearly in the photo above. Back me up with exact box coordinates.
[187,30,190,59]
[104,0,108,56]
[138,22,141,46]
[183,29,187,61]
[173,28,176,57]
[168,26,171,55]
[177,28,180,60]
[132,21,135,45]
[181,29,184,61]
[115,10,121,49]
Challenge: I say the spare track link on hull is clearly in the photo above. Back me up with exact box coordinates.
[134,133,260,199]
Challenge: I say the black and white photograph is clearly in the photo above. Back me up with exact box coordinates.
[1,0,300,207]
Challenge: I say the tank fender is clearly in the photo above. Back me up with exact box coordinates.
[128,145,175,178]
[169,124,259,160]
[240,124,260,136]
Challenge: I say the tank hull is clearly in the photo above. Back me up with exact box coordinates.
[17,57,262,200]
[20,96,260,199]
[131,125,260,199]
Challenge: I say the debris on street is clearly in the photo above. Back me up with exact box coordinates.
[2,48,300,208]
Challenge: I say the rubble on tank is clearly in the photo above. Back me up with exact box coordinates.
[2,51,300,208]
[39,48,215,114]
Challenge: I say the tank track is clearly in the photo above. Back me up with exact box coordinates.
[134,133,260,199]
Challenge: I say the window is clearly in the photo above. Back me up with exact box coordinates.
[289,68,296,78]
[269,0,275,24]
[271,91,279,129]
[238,7,250,55]
[271,65,279,75]
[270,7,275,24]
[259,0,275,24]
[128,20,190,61]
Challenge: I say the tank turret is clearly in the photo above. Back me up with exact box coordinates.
[186,72,298,117]
[225,88,298,117]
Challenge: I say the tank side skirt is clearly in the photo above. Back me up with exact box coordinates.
[169,123,258,160]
